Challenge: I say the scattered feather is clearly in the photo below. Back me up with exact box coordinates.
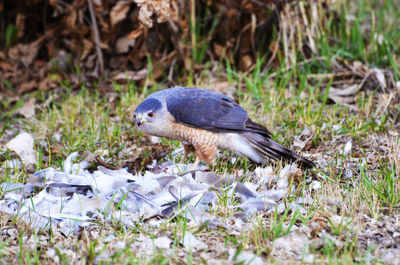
[0,153,311,233]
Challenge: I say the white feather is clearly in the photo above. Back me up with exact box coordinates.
[219,133,263,163]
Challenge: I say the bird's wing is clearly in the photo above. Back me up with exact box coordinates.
[164,88,269,136]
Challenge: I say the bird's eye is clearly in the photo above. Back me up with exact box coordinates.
[133,114,136,119]
[148,112,154,117]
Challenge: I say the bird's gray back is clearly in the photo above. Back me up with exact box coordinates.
[150,87,249,132]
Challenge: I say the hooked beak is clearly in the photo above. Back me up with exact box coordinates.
[135,114,146,127]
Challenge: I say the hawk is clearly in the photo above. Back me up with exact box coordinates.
[134,87,314,169]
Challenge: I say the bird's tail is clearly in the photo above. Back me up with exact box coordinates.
[241,132,314,168]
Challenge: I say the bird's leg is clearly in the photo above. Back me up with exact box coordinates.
[189,156,201,171]
[183,144,195,160]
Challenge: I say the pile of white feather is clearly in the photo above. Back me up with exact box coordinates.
[0,152,312,234]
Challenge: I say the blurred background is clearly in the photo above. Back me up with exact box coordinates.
[1,0,399,96]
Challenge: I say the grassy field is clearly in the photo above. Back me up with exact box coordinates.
[1,0,399,264]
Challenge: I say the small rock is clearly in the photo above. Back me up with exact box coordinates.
[154,236,172,249]
[181,232,206,252]
[271,232,310,259]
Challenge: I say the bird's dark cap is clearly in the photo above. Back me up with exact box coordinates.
[135,98,162,113]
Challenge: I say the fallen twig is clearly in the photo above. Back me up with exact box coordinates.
[87,0,104,75]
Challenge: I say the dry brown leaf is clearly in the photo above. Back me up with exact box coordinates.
[328,84,361,106]
[371,68,387,91]
[114,69,148,82]
[6,132,37,165]
[81,39,94,59]
[18,80,37,94]
[8,43,39,66]
[65,9,77,29]
[135,0,174,27]
[48,0,57,8]
[375,93,394,116]
[17,98,36,119]
[137,3,154,27]
[92,0,102,6]
[0,0,282,93]
[110,1,131,27]
[213,43,226,58]
[0,60,16,72]
[128,27,145,40]
[329,84,361,97]
[38,77,57,91]
[115,34,137,54]
[293,126,314,151]
[239,55,253,71]
[307,211,330,237]
[350,61,368,75]
[122,143,171,173]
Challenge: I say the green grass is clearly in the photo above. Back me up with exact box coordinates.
[361,163,400,217]
[2,63,391,263]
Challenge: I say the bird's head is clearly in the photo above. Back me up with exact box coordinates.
[134,98,165,136]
